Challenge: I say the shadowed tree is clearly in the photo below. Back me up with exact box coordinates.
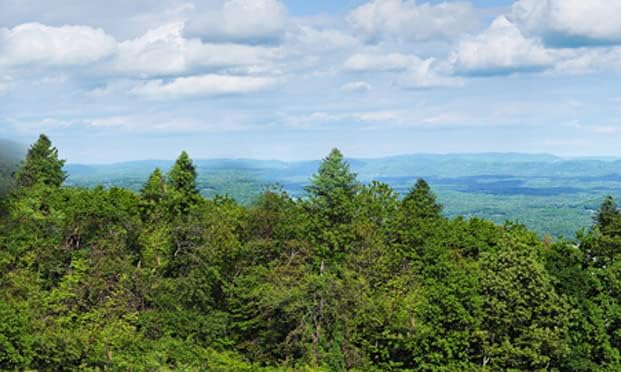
[14,134,66,188]
[141,168,168,219]
[595,196,621,233]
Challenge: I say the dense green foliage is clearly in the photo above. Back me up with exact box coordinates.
[2,136,621,370]
[64,154,621,238]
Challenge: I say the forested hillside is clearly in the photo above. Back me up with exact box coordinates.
[2,135,621,370]
[64,154,621,238]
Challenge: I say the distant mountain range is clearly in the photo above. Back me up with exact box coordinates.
[60,153,621,238]
[65,152,621,183]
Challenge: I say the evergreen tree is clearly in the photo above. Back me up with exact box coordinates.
[397,179,445,260]
[167,151,200,214]
[168,151,198,196]
[402,178,443,220]
[14,134,66,188]
[305,148,359,263]
[142,168,167,202]
[5,137,621,370]
[595,196,621,233]
[305,148,359,209]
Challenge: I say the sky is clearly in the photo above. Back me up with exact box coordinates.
[2,0,621,163]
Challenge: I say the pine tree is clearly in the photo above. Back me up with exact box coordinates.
[306,148,359,207]
[595,196,620,233]
[167,151,200,214]
[14,134,66,188]
[305,148,360,261]
[140,168,167,221]
[402,178,442,220]
[168,151,198,196]
[142,168,167,203]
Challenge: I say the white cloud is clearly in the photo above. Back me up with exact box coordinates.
[347,0,477,42]
[184,0,287,43]
[341,81,372,93]
[344,53,416,72]
[451,16,554,76]
[398,58,462,88]
[283,110,403,129]
[551,47,621,74]
[344,53,459,87]
[287,26,358,53]
[113,22,281,76]
[512,0,621,47]
[130,74,278,99]
[0,23,116,67]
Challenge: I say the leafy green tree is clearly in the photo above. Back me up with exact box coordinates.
[545,240,621,370]
[14,134,66,189]
[5,136,621,370]
[479,227,570,370]
[0,301,35,368]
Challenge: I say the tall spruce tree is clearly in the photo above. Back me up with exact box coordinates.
[168,151,198,196]
[167,151,200,214]
[306,148,358,208]
[140,168,167,221]
[305,148,359,263]
[14,134,66,188]
[142,168,167,203]
[397,178,445,260]
[595,196,621,233]
[402,178,442,220]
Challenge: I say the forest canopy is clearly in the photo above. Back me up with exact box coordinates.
[1,135,621,370]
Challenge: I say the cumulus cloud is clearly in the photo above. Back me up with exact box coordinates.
[512,0,621,47]
[451,16,554,76]
[0,23,116,67]
[130,74,277,99]
[113,22,281,77]
[398,58,462,88]
[184,0,287,44]
[551,47,621,74]
[347,0,477,43]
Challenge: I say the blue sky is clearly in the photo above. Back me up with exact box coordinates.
[1,0,621,163]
